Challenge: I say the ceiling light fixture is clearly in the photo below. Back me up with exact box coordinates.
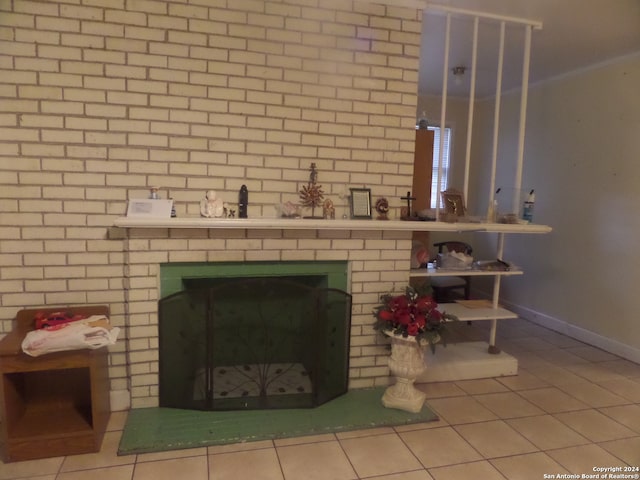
[451,65,466,85]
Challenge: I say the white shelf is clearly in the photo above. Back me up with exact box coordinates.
[417,341,518,383]
[114,216,552,234]
[410,266,524,278]
[439,302,518,322]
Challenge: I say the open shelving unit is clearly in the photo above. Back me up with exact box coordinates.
[411,264,523,320]
[417,231,526,353]
[409,5,549,379]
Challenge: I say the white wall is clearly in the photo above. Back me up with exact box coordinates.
[471,54,640,361]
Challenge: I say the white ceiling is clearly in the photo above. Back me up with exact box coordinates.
[418,0,640,98]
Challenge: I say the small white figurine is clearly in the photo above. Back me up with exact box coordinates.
[200,190,225,218]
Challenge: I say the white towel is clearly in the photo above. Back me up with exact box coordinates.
[21,315,120,357]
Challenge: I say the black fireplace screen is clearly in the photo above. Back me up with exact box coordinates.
[158,277,352,410]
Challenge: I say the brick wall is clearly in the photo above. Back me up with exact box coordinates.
[0,0,423,408]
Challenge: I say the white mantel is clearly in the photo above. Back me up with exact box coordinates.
[114,216,552,234]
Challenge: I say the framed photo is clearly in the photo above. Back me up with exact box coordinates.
[349,188,372,219]
[441,189,465,217]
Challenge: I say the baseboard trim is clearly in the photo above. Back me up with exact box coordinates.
[503,301,640,364]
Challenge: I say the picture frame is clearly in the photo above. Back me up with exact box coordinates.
[349,188,372,219]
[440,189,465,217]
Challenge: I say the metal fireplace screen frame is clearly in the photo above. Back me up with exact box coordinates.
[158,277,352,411]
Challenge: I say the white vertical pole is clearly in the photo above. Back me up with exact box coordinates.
[488,21,505,214]
[513,25,533,216]
[488,232,505,351]
[462,17,479,204]
[435,13,451,217]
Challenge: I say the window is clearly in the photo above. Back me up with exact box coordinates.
[429,126,451,208]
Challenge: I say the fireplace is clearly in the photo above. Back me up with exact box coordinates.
[157,262,351,410]
[114,226,411,410]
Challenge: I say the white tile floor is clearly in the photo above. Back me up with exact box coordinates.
[2,319,639,480]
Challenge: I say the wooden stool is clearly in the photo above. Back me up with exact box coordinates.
[0,306,111,462]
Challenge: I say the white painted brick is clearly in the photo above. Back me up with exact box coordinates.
[187,18,225,35]
[168,57,208,72]
[0,0,424,400]
[42,265,85,279]
[0,69,38,85]
[169,3,209,19]
[0,280,25,295]
[81,76,124,92]
[129,373,158,388]
[65,117,109,132]
[0,39,35,58]
[85,131,126,145]
[166,29,206,46]
[128,338,150,352]
[18,198,62,213]
[67,278,109,291]
[2,292,47,306]
[12,1,55,15]
[44,291,88,305]
[104,9,144,26]
[59,4,103,20]
[0,100,37,116]
[61,90,105,107]
[64,201,106,214]
[0,26,10,41]
[37,44,83,60]
[125,0,165,14]
[61,33,105,49]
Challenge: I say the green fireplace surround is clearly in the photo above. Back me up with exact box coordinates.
[160,261,348,298]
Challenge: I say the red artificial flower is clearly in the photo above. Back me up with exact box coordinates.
[390,295,409,310]
[415,296,436,312]
[378,309,395,322]
[407,323,419,336]
[396,311,411,326]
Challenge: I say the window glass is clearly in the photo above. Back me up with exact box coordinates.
[429,126,451,208]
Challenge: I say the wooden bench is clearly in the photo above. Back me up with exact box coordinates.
[0,306,111,462]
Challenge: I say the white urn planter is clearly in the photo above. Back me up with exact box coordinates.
[381,331,430,413]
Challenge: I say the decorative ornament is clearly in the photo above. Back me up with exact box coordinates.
[323,199,335,219]
[200,190,225,218]
[375,197,389,220]
[238,185,248,218]
[299,162,324,219]
[400,191,416,220]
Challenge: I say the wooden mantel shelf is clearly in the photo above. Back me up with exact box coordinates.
[114,216,552,234]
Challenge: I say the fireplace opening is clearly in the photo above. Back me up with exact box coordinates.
[158,275,352,411]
